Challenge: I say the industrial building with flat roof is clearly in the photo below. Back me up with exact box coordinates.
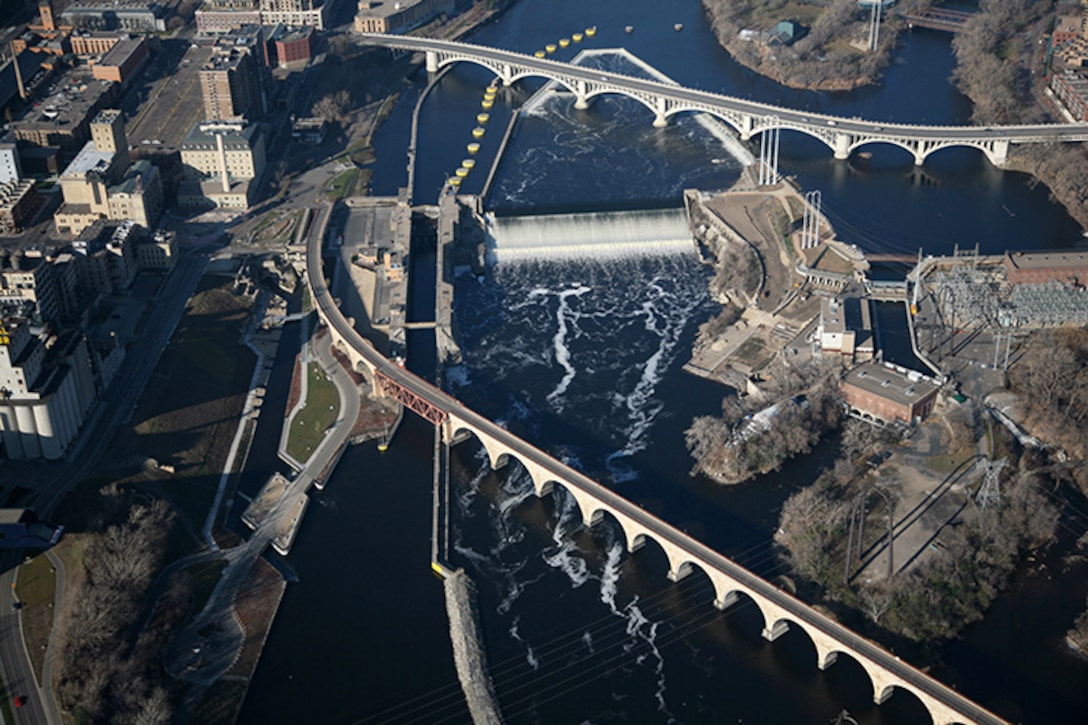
[354,0,454,33]
[841,362,939,426]
[9,71,118,154]
[1003,249,1088,286]
[61,1,169,32]
[91,35,148,85]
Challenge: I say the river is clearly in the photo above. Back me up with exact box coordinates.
[241,1,1088,723]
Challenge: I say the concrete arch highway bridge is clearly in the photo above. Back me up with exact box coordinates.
[355,33,1088,168]
[304,201,1008,725]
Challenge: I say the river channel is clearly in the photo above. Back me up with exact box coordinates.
[242,1,1088,723]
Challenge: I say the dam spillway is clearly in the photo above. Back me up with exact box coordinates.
[484,207,694,263]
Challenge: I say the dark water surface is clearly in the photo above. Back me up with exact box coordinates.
[243,1,1088,723]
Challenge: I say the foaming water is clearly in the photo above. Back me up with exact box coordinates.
[451,253,716,481]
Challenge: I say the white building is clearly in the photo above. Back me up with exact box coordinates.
[0,142,22,184]
[0,316,98,460]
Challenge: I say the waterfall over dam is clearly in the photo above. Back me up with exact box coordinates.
[484,207,694,262]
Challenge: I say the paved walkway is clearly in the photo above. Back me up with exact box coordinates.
[166,313,362,687]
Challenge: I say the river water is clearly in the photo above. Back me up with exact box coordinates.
[242,1,1088,723]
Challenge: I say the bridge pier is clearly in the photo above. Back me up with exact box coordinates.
[425,50,438,73]
[990,139,1010,167]
[574,80,590,110]
[833,132,851,161]
[762,620,790,642]
[713,590,739,611]
[739,114,754,141]
[667,561,692,582]
[653,97,668,128]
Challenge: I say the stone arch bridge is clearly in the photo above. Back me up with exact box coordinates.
[304,200,1008,725]
[355,33,1088,168]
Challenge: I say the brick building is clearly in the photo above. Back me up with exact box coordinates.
[91,35,148,85]
[841,363,939,426]
[1003,249,1088,286]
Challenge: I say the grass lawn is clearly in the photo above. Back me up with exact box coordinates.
[326,168,359,200]
[925,450,977,475]
[285,362,340,464]
[15,553,56,682]
[129,276,256,530]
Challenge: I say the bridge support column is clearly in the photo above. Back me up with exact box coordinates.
[653,97,668,128]
[818,652,838,670]
[574,80,589,110]
[739,114,754,141]
[667,562,692,582]
[425,50,438,73]
[833,132,851,161]
[713,591,739,611]
[990,139,1010,167]
[762,620,790,642]
[501,64,513,86]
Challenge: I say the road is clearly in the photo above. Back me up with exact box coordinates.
[0,251,208,724]
[355,33,1088,144]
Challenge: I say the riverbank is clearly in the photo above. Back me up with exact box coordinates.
[700,0,904,92]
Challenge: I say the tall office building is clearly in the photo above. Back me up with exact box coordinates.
[199,25,267,122]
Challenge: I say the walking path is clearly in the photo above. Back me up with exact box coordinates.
[166,317,362,687]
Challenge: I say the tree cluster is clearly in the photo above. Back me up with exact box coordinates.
[312,90,352,126]
[57,495,180,724]
[700,0,934,90]
[873,473,1059,645]
[949,1,1088,225]
[950,0,1052,125]
[774,425,1062,649]
[1010,329,1088,492]
[685,358,843,483]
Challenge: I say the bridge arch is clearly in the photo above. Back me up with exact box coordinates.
[433,53,507,82]
[846,137,922,162]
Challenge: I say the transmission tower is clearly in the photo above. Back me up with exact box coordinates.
[759,115,780,186]
[867,1,882,52]
[976,457,1007,510]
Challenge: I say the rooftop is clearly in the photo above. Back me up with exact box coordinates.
[11,70,114,132]
[843,363,938,407]
[1004,249,1088,271]
[356,0,424,19]
[60,140,114,178]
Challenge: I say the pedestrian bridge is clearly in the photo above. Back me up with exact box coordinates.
[305,200,1008,725]
[355,33,1088,168]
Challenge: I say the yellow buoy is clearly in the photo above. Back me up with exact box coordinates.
[462,158,476,169]
[472,126,486,139]
[585,26,596,37]
[467,142,481,154]
[534,50,546,58]
[484,90,496,101]
[572,33,583,42]
[448,176,462,186]
[481,99,494,110]
[455,167,469,178]
[545,44,557,53]
[559,38,570,48]
[476,113,490,124]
